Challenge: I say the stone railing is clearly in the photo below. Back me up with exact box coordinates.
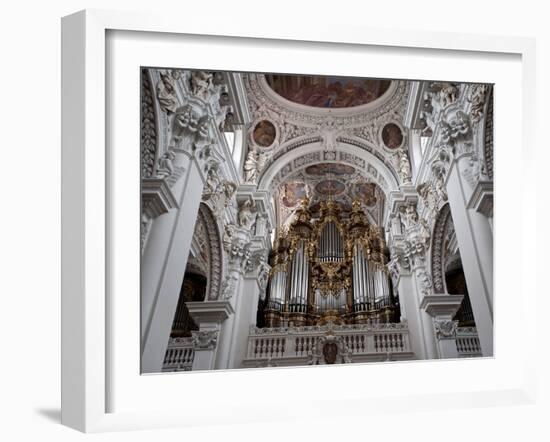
[162,337,195,372]
[243,322,414,367]
[455,327,482,357]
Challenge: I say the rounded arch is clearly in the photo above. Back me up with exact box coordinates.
[258,140,400,198]
[195,203,224,301]
[430,203,452,293]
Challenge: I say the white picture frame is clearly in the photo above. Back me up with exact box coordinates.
[61,9,537,433]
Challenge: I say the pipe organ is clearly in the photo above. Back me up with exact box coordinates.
[264,198,398,327]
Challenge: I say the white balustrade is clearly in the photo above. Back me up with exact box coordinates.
[455,327,482,357]
[162,337,195,372]
[243,322,413,366]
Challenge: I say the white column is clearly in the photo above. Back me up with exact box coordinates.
[226,274,261,369]
[141,157,205,373]
[186,301,234,371]
[420,294,463,359]
[446,158,493,357]
[394,270,428,360]
[411,269,438,360]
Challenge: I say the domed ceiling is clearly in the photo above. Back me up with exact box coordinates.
[265,74,391,109]
[276,162,385,228]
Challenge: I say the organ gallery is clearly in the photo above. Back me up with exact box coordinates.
[265,198,398,327]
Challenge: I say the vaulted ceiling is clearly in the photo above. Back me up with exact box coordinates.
[242,72,411,229]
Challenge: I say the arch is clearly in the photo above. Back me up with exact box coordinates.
[258,140,400,199]
[194,203,224,301]
[430,203,452,293]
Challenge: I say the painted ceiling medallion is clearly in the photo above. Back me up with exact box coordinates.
[305,163,355,176]
[253,120,277,147]
[265,74,391,109]
[381,123,404,149]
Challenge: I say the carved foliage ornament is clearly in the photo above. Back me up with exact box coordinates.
[197,204,224,301]
[431,204,452,293]
[433,319,458,340]
[141,70,158,178]
[191,330,219,350]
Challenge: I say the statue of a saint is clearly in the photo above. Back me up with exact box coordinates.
[243,147,258,183]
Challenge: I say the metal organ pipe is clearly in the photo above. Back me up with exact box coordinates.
[291,250,298,304]
[360,247,366,304]
[331,225,334,260]
[303,253,309,305]
[352,244,359,302]
[356,245,362,304]
[370,262,374,303]
[298,241,305,304]
[364,252,369,304]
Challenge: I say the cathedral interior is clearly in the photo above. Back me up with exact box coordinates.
[140,69,493,373]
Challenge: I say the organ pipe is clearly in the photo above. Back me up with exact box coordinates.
[264,198,397,325]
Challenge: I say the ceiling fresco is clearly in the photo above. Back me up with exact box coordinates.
[252,120,277,147]
[304,163,356,176]
[275,162,385,229]
[381,123,404,149]
[265,74,392,109]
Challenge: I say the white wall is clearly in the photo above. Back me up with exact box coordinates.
[0,0,548,440]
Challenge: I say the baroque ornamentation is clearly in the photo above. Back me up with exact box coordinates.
[257,254,271,295]
[244,74,410,184]
[156,70,179,114]
[141,70,158,178]
[202,162,237,215]
[191,330,219,350]
[483,91,494,180]
[430,204,452,293]
[395,148,412,185]
[189,71,216,100]
[461,151,489,190]
[468,84,490,123]
[415,268,434,298]
[169,104,212,153]
[433,319,458,340]
[141,213,152,252]
[197,204,224,301]
[420,82,459,136]
[221,222,253,299]
[307,335,353,365]
[237,198,258,230]
[439,110,472,156]
[243,146,269,184]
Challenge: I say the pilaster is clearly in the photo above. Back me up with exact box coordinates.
[420,294,464,359]
[187,301,234,370]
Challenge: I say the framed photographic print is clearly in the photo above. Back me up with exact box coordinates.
[61,9,537,433]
